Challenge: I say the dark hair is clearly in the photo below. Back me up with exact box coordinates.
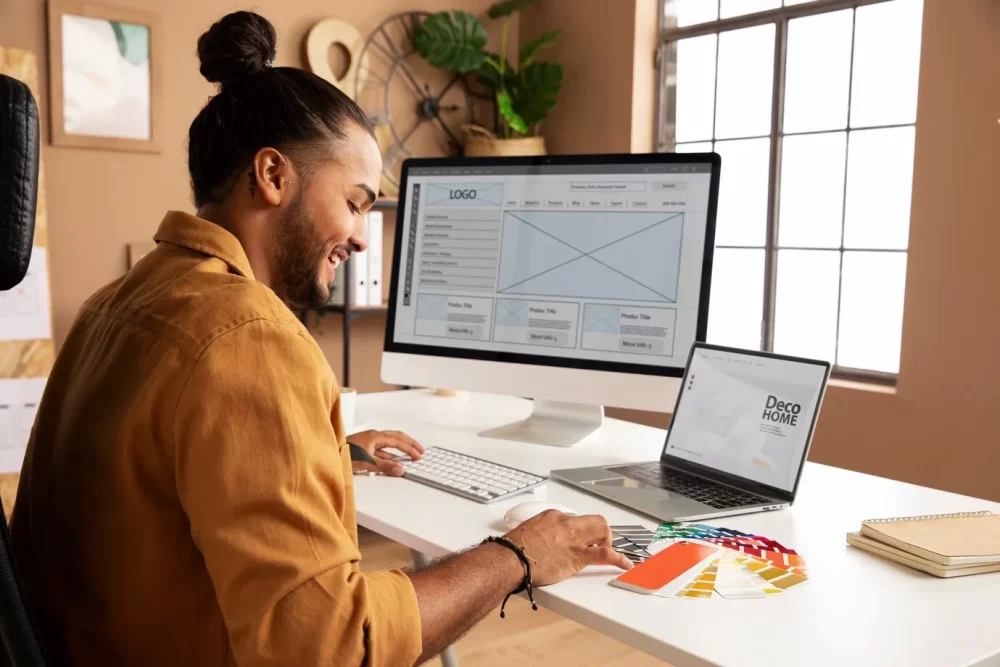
[188,11,374,207]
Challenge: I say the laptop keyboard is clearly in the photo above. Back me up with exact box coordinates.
[611,462,769,509]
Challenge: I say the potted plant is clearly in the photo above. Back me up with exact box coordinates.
[413,0,563,156]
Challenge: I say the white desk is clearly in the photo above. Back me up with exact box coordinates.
[352,390,1000,667]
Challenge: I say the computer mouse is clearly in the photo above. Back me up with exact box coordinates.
[504,501,576,530]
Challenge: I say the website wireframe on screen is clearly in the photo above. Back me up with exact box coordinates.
[666,349,827,493]
[391,163,714,369]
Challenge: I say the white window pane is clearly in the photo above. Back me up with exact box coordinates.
[843,126,915,250]
[778,132,846,249]
[714,137,770,246]
[785,0,819,5]
[675,35,718,143]
[784,10,853,133]
[774,250,839,361]
[850,0,924,128]
[720,0,780,19]
[671,0,718,27]
[675,141,713,153]
[715,24,774,139]
[707,249,764,350]
[837,251,907,373]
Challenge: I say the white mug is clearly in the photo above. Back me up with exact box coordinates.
[339,387,357,431]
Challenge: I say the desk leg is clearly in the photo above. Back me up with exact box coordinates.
[410,550,460,667]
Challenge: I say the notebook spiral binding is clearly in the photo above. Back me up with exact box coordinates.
[864,510,994,524]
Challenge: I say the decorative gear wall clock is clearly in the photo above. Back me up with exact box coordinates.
[354,12,483,197]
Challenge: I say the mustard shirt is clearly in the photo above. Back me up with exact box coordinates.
[10,212,422,666]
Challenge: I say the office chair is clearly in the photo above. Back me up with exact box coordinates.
[0,72,50,667]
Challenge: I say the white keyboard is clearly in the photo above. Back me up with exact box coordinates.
[397,447,547,503]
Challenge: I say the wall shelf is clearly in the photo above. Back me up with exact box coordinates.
[317,303,389,315]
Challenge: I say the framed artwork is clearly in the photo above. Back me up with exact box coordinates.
[47,1,161,152]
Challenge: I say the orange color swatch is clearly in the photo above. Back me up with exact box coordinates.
[611,541,719,594]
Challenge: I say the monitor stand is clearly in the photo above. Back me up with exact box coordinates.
[479,399,604,447]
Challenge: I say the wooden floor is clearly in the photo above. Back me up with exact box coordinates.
[358,528,670,667]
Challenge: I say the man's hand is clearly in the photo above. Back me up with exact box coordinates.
[505,510,633,585]
[409,509,631,663]
[348,429,424,476]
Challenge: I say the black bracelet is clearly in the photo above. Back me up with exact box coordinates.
[482,536,538,618]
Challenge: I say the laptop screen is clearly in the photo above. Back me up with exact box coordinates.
[664,346,829,494]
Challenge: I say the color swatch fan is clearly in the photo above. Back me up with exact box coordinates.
[610,522,810,600]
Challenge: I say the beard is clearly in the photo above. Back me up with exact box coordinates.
[273,189,332,311]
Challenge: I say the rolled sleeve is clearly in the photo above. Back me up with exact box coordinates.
[362,571,423,665]
[173,319,422,666]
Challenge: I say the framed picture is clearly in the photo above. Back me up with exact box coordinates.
[47,1,160,152]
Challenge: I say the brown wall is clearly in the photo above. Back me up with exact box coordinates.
[518,0,657,155]
[5,0,1000,501]
[629,0,659,153]
[0,0,512,396]
[520,0,630,153]
[525,0,1000,502]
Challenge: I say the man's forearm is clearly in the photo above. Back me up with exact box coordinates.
[408,542,523,664]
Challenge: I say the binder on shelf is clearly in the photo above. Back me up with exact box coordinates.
[350,251,369,306]
[327,263,345,306]
[366,211,383,306]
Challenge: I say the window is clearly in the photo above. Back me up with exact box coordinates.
[658,0,923,380]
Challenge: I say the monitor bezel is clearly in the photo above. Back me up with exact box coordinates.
[659,343,832,502]
[383,152,721,379]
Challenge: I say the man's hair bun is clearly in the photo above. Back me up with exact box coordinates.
[197,11,277,89]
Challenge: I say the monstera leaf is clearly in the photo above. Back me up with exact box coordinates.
[487,0,535,19]
[511,61,563,129]
[518,30,561,67]
[413,11,488,73]
[474,51,517,91]
[497,90,529,135]
[413,2,563,137]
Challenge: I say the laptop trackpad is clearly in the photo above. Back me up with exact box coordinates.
[581,474,711,518]
[584,477,651,490]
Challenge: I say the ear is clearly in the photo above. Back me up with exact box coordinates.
[251,147,294,206]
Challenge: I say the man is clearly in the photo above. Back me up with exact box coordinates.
[10,11,630,667]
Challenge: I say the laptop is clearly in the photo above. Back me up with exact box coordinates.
[551,343,831,523]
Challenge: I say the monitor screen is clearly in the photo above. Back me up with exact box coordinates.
[386,156,718,376]
[664,346,829,493]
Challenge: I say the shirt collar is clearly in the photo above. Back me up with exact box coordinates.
[153,211,255,280]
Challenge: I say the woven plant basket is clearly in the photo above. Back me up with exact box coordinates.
[462,125,547,157]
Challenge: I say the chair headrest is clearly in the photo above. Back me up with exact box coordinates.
[0,73,40,291]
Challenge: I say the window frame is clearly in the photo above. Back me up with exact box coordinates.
[657,0,914,385]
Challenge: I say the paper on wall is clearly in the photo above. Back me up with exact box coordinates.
[0,377,46,473]
[0,246,53,342]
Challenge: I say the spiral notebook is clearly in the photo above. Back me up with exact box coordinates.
[847,511,1000,577]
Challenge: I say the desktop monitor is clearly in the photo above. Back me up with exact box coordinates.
[381,153,721,446]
